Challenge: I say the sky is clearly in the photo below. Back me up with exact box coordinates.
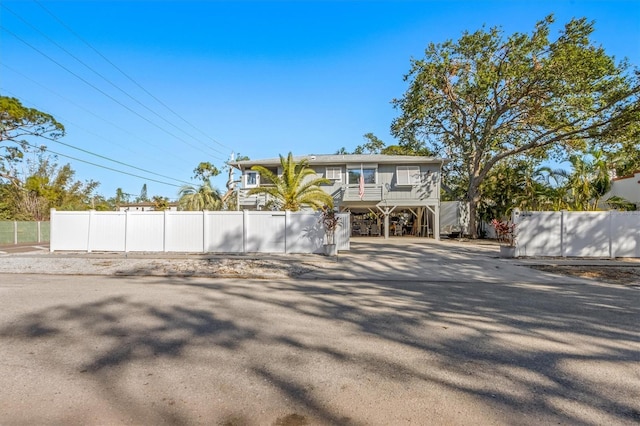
[1,0,639,201]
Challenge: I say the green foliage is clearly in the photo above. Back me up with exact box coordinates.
[1,96,65,182]
[391,14,639,237]
[178,180,222,211]
[337,133,435,156]
[193,162,220,182]
[248,152,333,211]
[0,152,99,220]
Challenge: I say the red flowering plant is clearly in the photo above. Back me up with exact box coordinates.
[491,219,516,247]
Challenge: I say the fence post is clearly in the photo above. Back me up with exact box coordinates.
[49,209,56,252]
[284,210,290,254]
[561,210,566,257]
[13,221,17,244]
[243,210,249,253]
[163,210,169,253]
[124,210,130,253]
[87,210,94,253]
[202,210,208,253]
[37,221,41,243]
[609,211,615,259]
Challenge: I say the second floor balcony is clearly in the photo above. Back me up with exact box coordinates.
[340,185,383,202]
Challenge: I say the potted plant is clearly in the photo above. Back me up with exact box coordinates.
[319,205,341,256]
[491,218,517,257]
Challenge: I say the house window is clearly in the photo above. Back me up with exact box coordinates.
[325,167,342,182]
[245,171,258,188]
[396,166,421,186]
[348,168,377,185]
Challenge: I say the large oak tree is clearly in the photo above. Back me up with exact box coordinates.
[391,15,639,237]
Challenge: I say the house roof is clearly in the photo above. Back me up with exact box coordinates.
[229,154,448,169]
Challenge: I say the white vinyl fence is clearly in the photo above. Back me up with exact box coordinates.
[50,209,350,254]
[514,210,640,258]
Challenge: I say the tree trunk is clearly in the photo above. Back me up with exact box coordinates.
[466,177,482,239]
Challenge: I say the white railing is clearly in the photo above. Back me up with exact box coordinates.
[342,185,383,201]
[50,209,350,254]
[514,210,640,258]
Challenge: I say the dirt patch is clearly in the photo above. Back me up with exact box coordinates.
[529,265,640,286]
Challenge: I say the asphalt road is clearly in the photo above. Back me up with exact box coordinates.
[1,258,638,425]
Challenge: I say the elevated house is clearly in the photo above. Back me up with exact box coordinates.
[229,154,448,239]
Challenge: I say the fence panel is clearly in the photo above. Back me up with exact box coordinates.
[246,211,286,253]
[0,222,14,244]
[17,222,38,243]
[336,213,350,251]
[51,212,91,251]
[0,221,50,244]
[90,212,126,251]
[564,212,610,257]
[612,211,640,257]
[514,211,563,257]
[515,210,640,258]
[125,212,164,252]
[285,211,324,254]
[49,209,350,254]
[206,212,244,252]
[165,212,204,252]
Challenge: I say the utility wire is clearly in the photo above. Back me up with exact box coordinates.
[1,26,227,163]
[32,0,234,153]
[2,4,228,158]
[0,87,192,185]
[0,65,195,166]
[1,90,193,187]
[23,141,183,188]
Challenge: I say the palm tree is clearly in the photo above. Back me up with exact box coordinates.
[248,152,334,211]
[178,180,222,211]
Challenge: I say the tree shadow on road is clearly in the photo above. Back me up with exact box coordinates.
[1,270,639,425]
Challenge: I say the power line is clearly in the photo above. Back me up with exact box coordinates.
[0,64,195,166]
[2,3,229,158]
[1,26,228,163]
[32,0,234,153]
[23,141,183,188]
[1,87,192,185]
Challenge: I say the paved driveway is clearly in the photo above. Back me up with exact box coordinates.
[0,239,638,425]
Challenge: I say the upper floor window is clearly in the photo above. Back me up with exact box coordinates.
[348,167,377,185]
[325,167,342,182]
[396,166,421,186]
[244,171,258,188]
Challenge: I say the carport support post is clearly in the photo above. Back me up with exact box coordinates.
[376,205,396,239]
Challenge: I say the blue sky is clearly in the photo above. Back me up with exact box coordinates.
[2,0,639,200]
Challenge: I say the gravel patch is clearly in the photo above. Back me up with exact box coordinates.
[0,254,331,279]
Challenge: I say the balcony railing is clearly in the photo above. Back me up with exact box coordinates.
[342,185,383,202]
